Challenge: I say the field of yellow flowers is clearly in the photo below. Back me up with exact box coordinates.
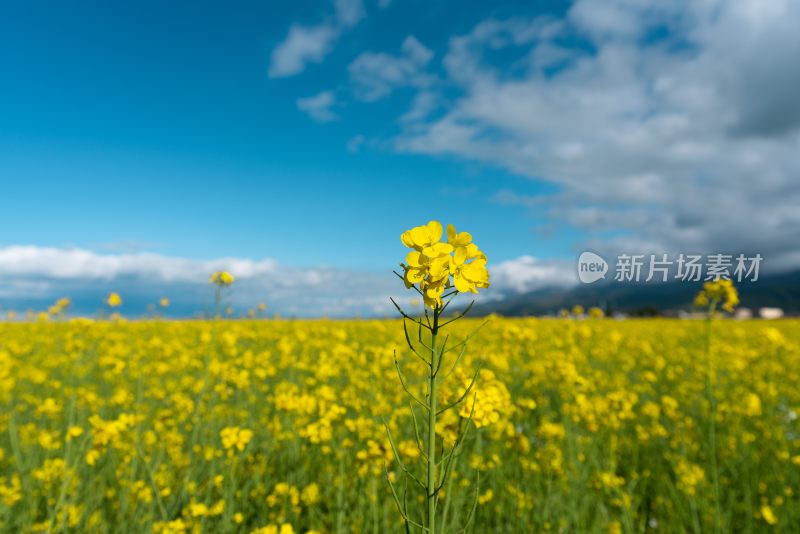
[1,316,799,533]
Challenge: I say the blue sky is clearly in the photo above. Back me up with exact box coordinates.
[1,0,799,316]
[0,0,578,269]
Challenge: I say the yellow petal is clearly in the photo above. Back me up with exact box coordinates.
[401,231,415,248]
[465,243,484,259]
[410,226,431,247]
[407,268,426,283]
[454,246,468,266]
[437,242,454,255]
[426,221,443,242]
[453,274,473,293]
[462,261,489,283]
[423,294,441,309]
[429,256,450,279]
[406,251,424,267]
[447,224,457,242]
[447,226,472,246]
[422,242,453,258]
[425,284,444,298]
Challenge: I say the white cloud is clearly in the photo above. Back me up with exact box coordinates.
[335,0,365,28]
[0,246,564,316]
[399,90,438,123]
[349,36,434,101]
[269,25,339,78]
[269,0,365,78]
[488,256,577,295]
[297,91,339,123]
[392,0,800,269]
[0,245,403,316]
[0,245,277,283]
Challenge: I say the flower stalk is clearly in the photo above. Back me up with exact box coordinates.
[694,279,738,534]
[426,308,439,534]
[387,220,490,534]
[210,271,235,318]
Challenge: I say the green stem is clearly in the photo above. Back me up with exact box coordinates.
[371,476,379,534]
[336,455,344,534]
[440,455,457,533]
[427,307,440,534]
[705,300,721,533]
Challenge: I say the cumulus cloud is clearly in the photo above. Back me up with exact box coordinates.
[488,256,577,295]
[334,0,365,28]
[0,246,561,316]
[387,0,800,270]
[0,246,277,282]
[0,246,399,317]
[269,0,365,78]
[349,36,434,101]
[297,91,339,123]
[269,25,339,78]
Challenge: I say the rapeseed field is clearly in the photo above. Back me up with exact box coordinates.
[1,316,798,532]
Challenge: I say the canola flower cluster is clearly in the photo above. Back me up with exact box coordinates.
[694,279,740,312]
[210,271,236,287]
[400,221,489,308]
[0,317,798,532]
[107,292,123,308]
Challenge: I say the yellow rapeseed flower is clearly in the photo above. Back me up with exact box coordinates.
[251,524,295,534]
[588,306,605,318]
[761,504,778,525]
[301,482,320,505]
[400,220,489,307]
[48,297,71,316]
[694,279,738,312]
[189,502,209,517]
[210,271,235,287]
[220,426,253,452]
[106,292,123,308]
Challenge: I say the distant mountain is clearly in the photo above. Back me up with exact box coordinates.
[473,270,800,316]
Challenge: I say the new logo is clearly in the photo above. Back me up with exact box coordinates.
[577,251,608,284]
